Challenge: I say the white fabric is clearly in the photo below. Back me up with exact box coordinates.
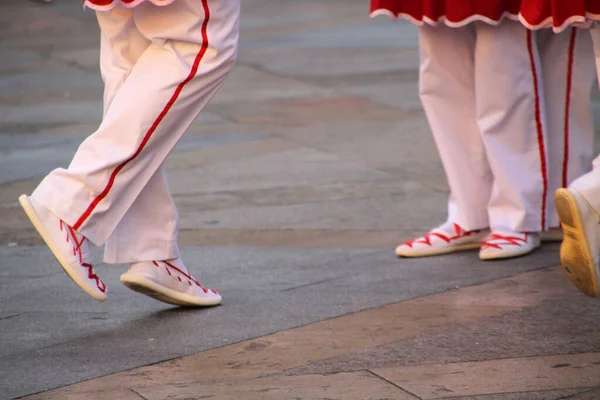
[570,26,600,213]
[96,5,179,264]
[31,0,240,263]
[419,24,491,230]
[538,29,596,227]
[419,21,595,233]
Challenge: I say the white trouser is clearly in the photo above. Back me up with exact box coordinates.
[419,21,595,233]
[571,26,600,212]
[31,0,240,263]
[538,29,596,227]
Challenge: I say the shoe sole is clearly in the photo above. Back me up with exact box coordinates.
[120,273,222,307]
[555,189,599,297]
[18,195,107,301]
[396,242,482,258]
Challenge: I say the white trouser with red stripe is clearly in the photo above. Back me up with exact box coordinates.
[570,26,600,212]
[419,20,595,233]
[31,0,240,263]
[538,28,596,228]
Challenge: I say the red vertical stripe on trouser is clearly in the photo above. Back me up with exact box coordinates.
[526,30,548,231]
[73,0,211,231]
[562,29,577,188]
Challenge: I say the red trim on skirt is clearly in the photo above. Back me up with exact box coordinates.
[371,0,600,31]
[520,0,600,31]
[370,1,522,27]
[85,0,175,10]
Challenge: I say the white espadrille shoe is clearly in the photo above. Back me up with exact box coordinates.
[18,195,107,301]
[555,188,600,297]
[395,222,489,257]
[479,231,540,260]
[120,258,222,306]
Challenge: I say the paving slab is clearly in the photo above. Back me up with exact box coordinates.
[0,245,564,399]
[372,353,600,399]
[16,268,599,400]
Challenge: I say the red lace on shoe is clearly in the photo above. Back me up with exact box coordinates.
[403,223,481,248]
[59,221,106,293]
[152,261,218,294]
[480,233,528,251]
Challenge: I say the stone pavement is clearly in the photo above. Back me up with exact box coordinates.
[1,0,600,399]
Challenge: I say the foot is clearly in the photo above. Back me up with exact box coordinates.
[395,222,488,257]
[18,195,107,301]
[120,258,222,306]
[479,231,540,260]
[555,188,600,297]
[540,227,563,242]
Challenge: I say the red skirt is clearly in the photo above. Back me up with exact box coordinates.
[519,0,600,32]
[371,0,600,31]
[84,0,174,11]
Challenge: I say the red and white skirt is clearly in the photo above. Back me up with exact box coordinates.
[371,0,600,32]
[84,0,174,11]
[520,1,600,32]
